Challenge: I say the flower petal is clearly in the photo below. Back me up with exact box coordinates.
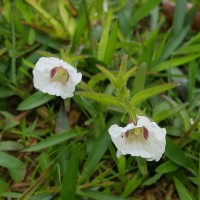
[108,116,166,161]
[33,57,82,99]
[34,57,62,72]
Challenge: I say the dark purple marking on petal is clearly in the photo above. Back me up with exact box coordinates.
[129,119,133,124]
[124,132,128,138]
[50,67,59,78]
[143,127,149,140]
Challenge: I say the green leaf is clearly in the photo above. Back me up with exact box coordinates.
[136,157,148,175]
[163,96,190,131]
[188,60,197,102]
[165,137,197,176]
[75,91,123,108]
[172,0,187,34]
[87,73,107,89]
[0,151,25,183]
[123,66,137,82]
[97,11,112,62]
[158,26,190,62]
[174,44,200,55]
[0,151,24,169]
[156,160,179,173]
[142,173,162,186]
[153,54,200,72]
[17,92,54,111]
[61,144,79,200]
[26,0,63,36]
[104,21,118,66]
[174,177,195,200]
[80,116,120,182]
[77,189,127,200]
[139,30,158,70]
[97,65,117,87]
[0,86,15,98]
[132,64,147,95]
[153,103,188,122]
[0,180,9,193]
[17,162,55,200]
[131,0,161,26]
[130,83,177,106]
[153,30,171,64]
[121,171,147,197]
[0,141,24,151]
[70,1,87,52]
[118,54,128,78]
[117,155,126,173]
[55,104,70,133]
[23,130,80,152]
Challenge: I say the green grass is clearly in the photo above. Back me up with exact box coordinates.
[0,0,200,199]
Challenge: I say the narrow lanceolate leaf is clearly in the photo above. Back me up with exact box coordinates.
[118,54,128,77]
[123,66,137,81]
[80,116,120,182]
[158,26,190,62]
[156,160,179,174]
[165,137,197,176]
[77,189,128,200]
[136,157,148,175]
[26,0,63,35]
[75,91,123,108]
[17,92,54,110]
[0,151,24,169]
[131,0,161,26]
[121,171,147,197]
[70,1,87,52]
[153,103,188,122]
[1,149,24,186]
[174,177,195,200]
[97,11,112,61]
[17,162,55,200]
[153,54,200,72]
[163,95,190,131]
[172,0,187,34]
[104,21,118,66]
[130,83,177,106]
[132,64,147,95]
[188,60,197,102]
[23,130,80,152]
[61,144,79,200]
[97,65,117,87]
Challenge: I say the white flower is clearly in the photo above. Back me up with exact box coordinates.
[108,116,166,161]
[33,57,82,99]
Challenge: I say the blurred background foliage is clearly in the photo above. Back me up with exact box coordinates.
[0,0,200,199]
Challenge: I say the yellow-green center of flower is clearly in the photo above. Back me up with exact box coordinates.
[129,127,143,136]
[127,126,149,140]
[50,66,69,84]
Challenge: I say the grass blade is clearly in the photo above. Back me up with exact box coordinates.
[23,130,81,152]
[153,54,200,72]
[174,177,195,200]
[131,0,161,26]
[17,92,54,110]
[165,137,197,176]
[97,11,112,62]
[80,116,120,182]
[17,162,55,200]
[121,171,147,197]
[172,0,187,34]
[61,144,79,200]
